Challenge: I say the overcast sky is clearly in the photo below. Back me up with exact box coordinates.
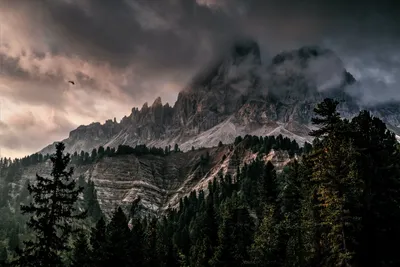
[0,0,399,158]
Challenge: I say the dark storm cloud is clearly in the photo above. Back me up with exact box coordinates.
[0,0,400,157]
[0,0,242,107]
[36,0,237,74]
[2,0,400,89]
[30,1,400,73]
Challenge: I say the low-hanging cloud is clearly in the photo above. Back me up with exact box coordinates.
[0,0,399,157]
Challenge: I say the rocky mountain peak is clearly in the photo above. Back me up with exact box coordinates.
[152,97,163,108]
[172,39,263,130]
[141,102,149,111]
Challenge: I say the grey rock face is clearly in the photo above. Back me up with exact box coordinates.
[40,41,400,156]
[9,144,292,216]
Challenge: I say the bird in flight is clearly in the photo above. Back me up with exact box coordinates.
[68,80,75,85]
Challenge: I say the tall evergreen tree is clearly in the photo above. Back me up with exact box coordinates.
[278,160,309,267]
[308,100,364,266]
[251,205,281,267]
[143,218,158,267]
[103,208,132,267]
[210,195,254,266]
[7,226,20,251]
[174,143,179,153]
[71,232,91,267]
[13,142,86,267]
[0,245,8,266]
[309,98,341,138]
[91,148,98,161]
[310,133,362,266]
[350,111,400,266]
[90,217,107,267]
[84,179,103,222]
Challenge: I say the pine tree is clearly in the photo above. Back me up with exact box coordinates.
[311,136,362,266]
[129,217,145,266]
[308,103,364,266]
[105,146,111,156]
[0,245,8,266]
[143,218,158,267]
[278,160,308,266]
[126,198,145,266]
[251,205,281,267]
[174,143,179,153]
[156,218,178,267]
[90,217,107,267]
[84,179,103,222]
[350,111,400,266]
[14,142,86,267]
[80,151,85,164]
[91,148,98,162]
[103,208,132,266]
[298,155,320,266]
[210,196,254,266]
[259,161,278,207]
[98,146,105,157]
[71,232,91,267]
[8,226,20,251]
[309,98,341,138]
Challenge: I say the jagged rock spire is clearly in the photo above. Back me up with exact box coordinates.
[152,97,162,108]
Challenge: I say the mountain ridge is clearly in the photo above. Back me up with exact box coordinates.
[39,40,400,156]
[6,136,300,216]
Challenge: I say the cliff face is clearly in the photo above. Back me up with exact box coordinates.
[10,143,292,216]
[39,41,400,156]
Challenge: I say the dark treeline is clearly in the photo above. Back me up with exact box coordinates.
[0,154,49,169]
[3,98,400,266]
[0,154,52,185]
[69,143,182,165]
[0,143,180,172]
[234,134,312,157]
[0,134,307,172]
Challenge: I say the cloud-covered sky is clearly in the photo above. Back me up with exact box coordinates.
[0,0,399,158]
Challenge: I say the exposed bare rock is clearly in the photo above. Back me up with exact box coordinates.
[10,144,293,217]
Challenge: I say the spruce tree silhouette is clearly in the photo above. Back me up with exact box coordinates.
[13,142,86,267]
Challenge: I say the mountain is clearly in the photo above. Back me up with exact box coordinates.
[4,40,400,267]
[4,138,296,216]
[40,40,400,156]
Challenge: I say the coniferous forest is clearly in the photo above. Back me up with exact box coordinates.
[1,98,400,266]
